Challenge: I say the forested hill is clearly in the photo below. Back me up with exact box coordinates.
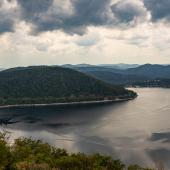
[0,66,135,105]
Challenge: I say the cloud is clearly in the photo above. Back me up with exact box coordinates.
[111,0,148,25]
[0,16,13,33]
[2,0,170,36]
[15,0,148,35]
[0,0,18,34]
[74,32,100,46]
[121,34,149,46]
[17,0,53,20]
[0,0,169,39]
[144,0,170,22]
[16,0,113,35]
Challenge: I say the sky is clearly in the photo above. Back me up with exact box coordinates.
[0,0,170,67]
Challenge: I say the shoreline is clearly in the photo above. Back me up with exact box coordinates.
[0,96,136,109]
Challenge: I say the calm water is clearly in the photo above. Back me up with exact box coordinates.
[0,88,170,169]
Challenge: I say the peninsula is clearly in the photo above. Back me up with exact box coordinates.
[0,66,136,107]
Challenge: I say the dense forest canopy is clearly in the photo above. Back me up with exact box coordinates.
[0,66,136,105]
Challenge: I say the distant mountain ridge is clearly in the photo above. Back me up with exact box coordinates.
[63,64,170,86]
[62,63,140,70]
[98,64,140,70]
[125,64,170,78]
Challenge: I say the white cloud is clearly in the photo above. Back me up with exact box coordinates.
[0,0,170,67]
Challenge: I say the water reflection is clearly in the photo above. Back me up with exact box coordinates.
[0,88,170,169]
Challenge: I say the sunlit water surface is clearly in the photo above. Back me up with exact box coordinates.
[0,88,170,169]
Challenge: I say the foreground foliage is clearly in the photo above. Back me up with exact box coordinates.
[0,133,154,170]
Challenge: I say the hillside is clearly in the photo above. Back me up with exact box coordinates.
[0,66,135,105]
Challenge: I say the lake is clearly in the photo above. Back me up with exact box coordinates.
[0,88,170,169]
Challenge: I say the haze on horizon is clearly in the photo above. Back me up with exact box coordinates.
[0,0,170,68]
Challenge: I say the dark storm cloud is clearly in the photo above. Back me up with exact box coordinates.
[111,0,147,24]
[17,0,53,21]
[62,0,113,34]
[0,0,17,34]
[15,0,148,35]
[17,0,113,35]
[144,0,170,22]
[4,0,170,35]
[0,18,14,33]
[69,0,112,26]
